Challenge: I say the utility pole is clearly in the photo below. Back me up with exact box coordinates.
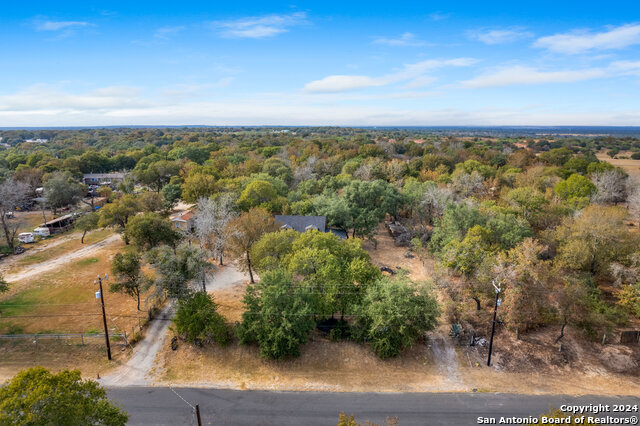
[487,280,502,367]
[195,404,202,426]
[94,274,112,360]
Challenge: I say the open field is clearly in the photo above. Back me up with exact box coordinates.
[155,324,640,395]
[596,152,640,177]
[0,339,131,383]
[0,235,151,335]
[9,229,113,269]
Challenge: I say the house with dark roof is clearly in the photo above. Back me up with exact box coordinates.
[275,215,326,233]
[274,215,346,239]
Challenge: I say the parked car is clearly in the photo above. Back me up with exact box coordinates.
[18,232,35,243]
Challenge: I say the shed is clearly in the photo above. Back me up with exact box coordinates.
[41,214,76,234]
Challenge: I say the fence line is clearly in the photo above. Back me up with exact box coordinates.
[0,332,127,346]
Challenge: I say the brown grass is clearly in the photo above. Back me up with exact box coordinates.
[151,224,640,395]
[364,223,433,281]
[0,236,151,336]
[596,152,640,178]
[0,339,131,382]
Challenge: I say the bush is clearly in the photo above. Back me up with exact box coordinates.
[354,274,440,359]
[237,269,315,359]
[173,292,230,346]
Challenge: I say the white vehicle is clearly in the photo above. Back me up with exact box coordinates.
[33,227,50,237]
[18,232,35,243]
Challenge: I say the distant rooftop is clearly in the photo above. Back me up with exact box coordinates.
[274,215,326,233]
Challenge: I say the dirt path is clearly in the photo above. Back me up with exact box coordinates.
[4,233,121,283]
[0,234,78,275]
[207,264,251,291]
[100,303,174,387]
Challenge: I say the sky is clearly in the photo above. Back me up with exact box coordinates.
[1,0,640,127]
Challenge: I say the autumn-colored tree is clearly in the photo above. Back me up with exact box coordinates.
[225,208,278,283]
[555,205,638,275]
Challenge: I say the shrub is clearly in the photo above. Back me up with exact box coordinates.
[173,292,230,346]
[354,274,440,359]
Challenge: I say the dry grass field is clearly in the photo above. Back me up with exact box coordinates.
[0,234,152,335]
[596,152,640,178]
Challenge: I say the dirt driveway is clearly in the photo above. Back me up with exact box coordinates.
[4,233,121,283]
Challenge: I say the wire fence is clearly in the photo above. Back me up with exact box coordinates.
[0,332,128,347]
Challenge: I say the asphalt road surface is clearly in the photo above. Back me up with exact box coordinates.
[107,388,640,425]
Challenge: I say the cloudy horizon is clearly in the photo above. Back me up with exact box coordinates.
[2,1,640,127]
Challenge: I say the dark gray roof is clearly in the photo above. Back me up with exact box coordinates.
[274,215,326,233]
[329,228,348,240]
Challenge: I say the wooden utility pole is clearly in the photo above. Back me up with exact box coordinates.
[95,274,112,360]
[487,280,501,367]
[195,404,202,426]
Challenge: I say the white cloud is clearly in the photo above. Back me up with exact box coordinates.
[372,32,426,47]
[304,58,476,93]
[470,28,533,45]
[213,12,307,38]
[2,87,639,127]
[0,85,146,111]
[429,12,449,21]
[154,26,185,39]
[161,79,234,98]
[35,21,91,31]
[610,60,640,76]
[461,65,607,88]
[534,23,640,54]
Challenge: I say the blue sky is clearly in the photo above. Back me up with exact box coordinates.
[1,0,640,126]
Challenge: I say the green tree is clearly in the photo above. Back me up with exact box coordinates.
[74,212,99,244]
[250,229,299,272]
[181,173,217,203]
[442,225,491,277]
[161,183,182,208]
[124,212,178,250]
[110,251,148,310]
[354,274,440,359]
[312,194,353,235]
[98,194,140,232]
[173,292,230,345]
[237,269,316,359]
[146,243,212,298]
[505,186,548,221]
[554,173,596,206]
[429,203,483,254]
[342,180,404,238]
[43,171,84,215]
[0,274,8,294]
[0,367,128,425]
[137,191,165,213]
[237,180,279,211]
[133,159,181,192]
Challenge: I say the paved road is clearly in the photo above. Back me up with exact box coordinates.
[107,388,640,425]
